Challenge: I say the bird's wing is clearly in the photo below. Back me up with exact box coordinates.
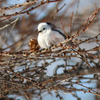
[52,28,67,39]
[49,30,65,45]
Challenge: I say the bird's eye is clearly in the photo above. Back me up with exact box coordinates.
[43,28,45,30]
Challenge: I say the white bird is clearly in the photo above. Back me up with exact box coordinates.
[37,22,67,48]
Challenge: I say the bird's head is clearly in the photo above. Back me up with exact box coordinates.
[38,22,56,33]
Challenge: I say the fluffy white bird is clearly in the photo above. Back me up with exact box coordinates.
[37,22,67,48]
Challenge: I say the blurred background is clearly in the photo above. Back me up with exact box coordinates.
[0,0,100,100]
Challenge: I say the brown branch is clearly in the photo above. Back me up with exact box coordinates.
[0,0,62,18]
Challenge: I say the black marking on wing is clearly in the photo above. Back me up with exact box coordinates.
[52,28,67,39]
[46,22,68,39]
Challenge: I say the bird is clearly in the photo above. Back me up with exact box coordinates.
[37,22,83,58]
[37,22,67,48]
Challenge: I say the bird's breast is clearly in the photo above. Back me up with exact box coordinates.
[38,31,51,48]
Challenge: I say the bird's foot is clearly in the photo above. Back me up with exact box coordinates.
[49,44,54,49]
